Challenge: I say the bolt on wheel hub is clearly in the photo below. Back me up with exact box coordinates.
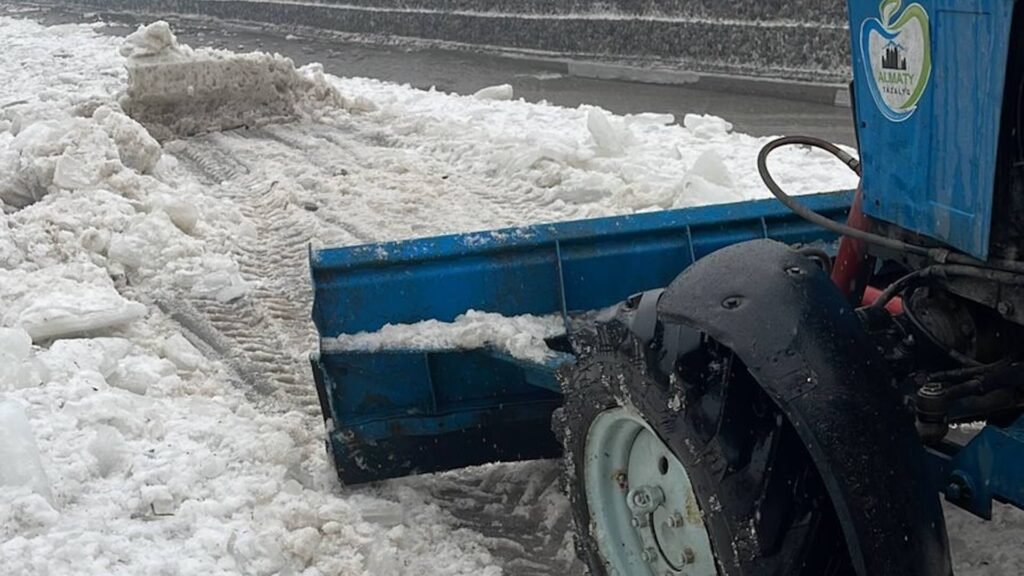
[584,407,717,575]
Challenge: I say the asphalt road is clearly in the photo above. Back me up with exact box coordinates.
[2,2,857,146]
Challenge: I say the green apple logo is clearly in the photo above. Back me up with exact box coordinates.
[861,0,932,121]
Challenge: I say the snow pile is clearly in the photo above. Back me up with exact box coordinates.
[120,21,375,140]
[0,73,253,300]
[325,77,859,229]
[326,310,566,363]
[0,17,505,576]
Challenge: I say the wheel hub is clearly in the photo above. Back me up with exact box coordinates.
[584,407,717,576]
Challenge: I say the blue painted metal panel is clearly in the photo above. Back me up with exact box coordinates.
[309,192,851,482]
[927,416,1024,519]
[849,0,1015,258]
[311,191,852,337]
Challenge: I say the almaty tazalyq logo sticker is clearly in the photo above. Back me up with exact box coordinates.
[861,0,932,122]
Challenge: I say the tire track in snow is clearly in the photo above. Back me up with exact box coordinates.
[165,131,326,415]
[169,119,583,576]
[393,461,583,576]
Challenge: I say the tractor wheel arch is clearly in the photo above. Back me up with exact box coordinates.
[555,239,952,576]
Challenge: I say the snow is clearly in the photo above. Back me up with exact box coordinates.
[0,400,53,504]
[119,21,373,141]
[0,13,1017,576]
[0,266,147,342]
[325,310,566,363]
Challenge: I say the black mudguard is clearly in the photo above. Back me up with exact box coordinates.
[657,239,952,576]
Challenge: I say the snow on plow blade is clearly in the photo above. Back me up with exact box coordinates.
[310,191,853,484]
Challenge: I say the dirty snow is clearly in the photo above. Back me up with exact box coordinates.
[0,14,1018,576]
[325,310,565,363]
[119,21,374,140]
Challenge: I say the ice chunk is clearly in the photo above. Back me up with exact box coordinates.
[94,106,162,174]
[87,425,129,478]
[2,277,146,342]
[587,108,626,156]
[676,152,744,207]
[140,484,176,515]
[359,500,405,527]
[0,400,53,503]
[190,268,254,303]
[688,150,734,188]
[0,326,31,361]
[683,113,734,139]
[107,210,203,274]
[473,84,514,101]
[0,118,119,208]
[0,327,46,390]
[119,21,184,59]
[37,337,133,381]
[161,333,204,371]
[108,355,177,395]
[283,527,322,564]
[163,199,199,234]
[0,211,21,268]
[1,266,145,341]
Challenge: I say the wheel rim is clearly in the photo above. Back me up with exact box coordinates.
[584,407,717,576]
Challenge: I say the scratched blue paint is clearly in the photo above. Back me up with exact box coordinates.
[849,0,1015,258]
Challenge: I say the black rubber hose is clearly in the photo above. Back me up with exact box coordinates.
[757,136,1024,274]
[944,363,1024,400]
[929,359,1015,382]
[869,264,1024,311]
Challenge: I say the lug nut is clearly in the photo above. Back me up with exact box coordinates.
[641,547,659,563]
[630,515,649,528]
[681,546,696,565]
[668,513,685,528]
[627,485,665,514]
[998,300,1015,317]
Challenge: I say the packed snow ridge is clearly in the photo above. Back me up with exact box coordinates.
[325,311,566,363]
[119,20,376,140]
[0,15,1015,576]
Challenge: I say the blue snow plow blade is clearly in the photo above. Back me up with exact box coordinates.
[310,190,853,484]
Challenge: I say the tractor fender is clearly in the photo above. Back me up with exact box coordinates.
[657,239,952,576]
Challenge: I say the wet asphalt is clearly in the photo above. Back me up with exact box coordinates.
[2,2,856,146]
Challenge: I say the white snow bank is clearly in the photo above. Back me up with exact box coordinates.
[0,265,146,342]
[325,310,566,363]
[120,21,374,140]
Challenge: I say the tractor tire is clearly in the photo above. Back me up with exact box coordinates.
[554,320,856,576]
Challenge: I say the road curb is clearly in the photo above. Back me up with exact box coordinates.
[564,61,851,107]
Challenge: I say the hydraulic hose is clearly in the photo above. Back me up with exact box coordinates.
[757,136,1024,274]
